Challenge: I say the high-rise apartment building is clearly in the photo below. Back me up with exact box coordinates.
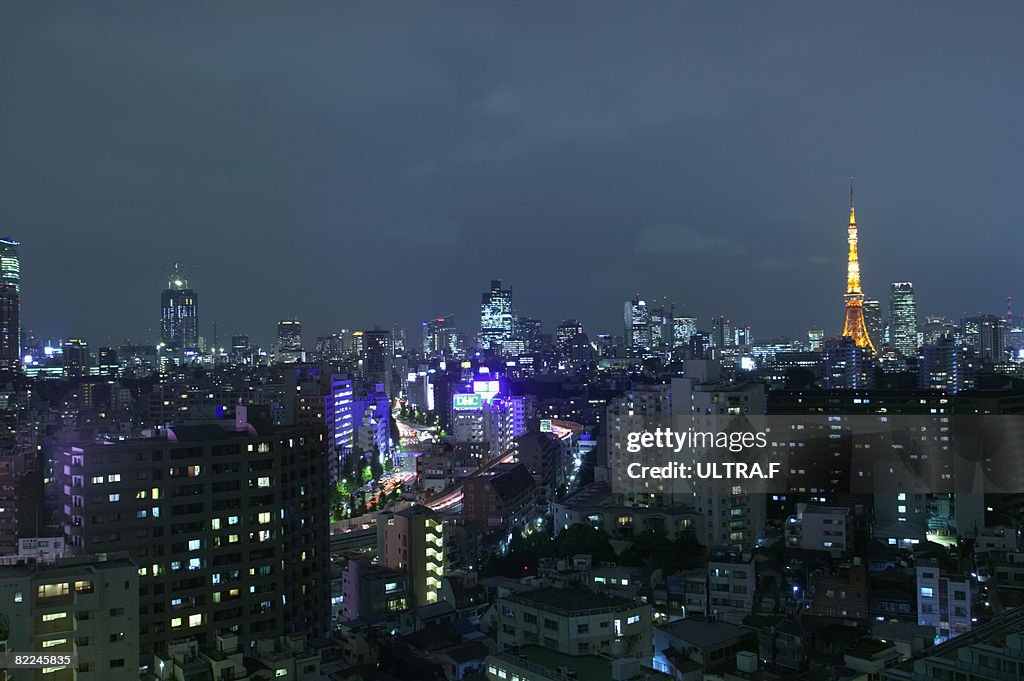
[0,555,141,680]
[377,505,445,607]
[58,409,330,668]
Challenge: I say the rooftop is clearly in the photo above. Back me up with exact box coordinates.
[493,645,671,681]
[660,618,751,648]
[506,587,638,615]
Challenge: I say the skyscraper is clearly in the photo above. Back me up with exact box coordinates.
[711,315,733,348]
[362,328,393,397]
[276,318,303,363]
[479,279,514,353]
[672,315,697,348]
[555,319,583,356]
[863,299,883,351]
[423,315,456,358]
[0,237,20,373]
[962,314,1006,363]
[160,264,199,351]
[624,297,651,356]
[841,181,875,353]
[889,282,918,357]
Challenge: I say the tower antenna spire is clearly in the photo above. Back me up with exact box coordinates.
[849,177,856,224]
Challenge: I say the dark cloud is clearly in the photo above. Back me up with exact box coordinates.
[2,2,1022,346]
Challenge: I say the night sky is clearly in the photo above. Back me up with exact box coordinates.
[3,3,1023,348]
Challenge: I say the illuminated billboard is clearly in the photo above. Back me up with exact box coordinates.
[472,380,500,403]
[453,393,483,411]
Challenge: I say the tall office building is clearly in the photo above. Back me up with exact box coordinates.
[230,334,251,364]
[841,182,875,353]
[514,316,543,353]
[823,336,875,389]
[889,282,918,357]
[961,314,1006,363]
[160,265,199,351]
[918,335,974,393]
[623,298,651,356]
[362,329,393,397]
[672,315,697,348]
[422,316,456,358]
[863,299,883,351]
[479,280,514,353]
[711,315,733,348]
[554,319,583,356]
[808,328,825,352]
[277,319,302,351]
[63,338,90,377]
[59,409,330,668]
[649,303,672,350]
[0,237,21,373]
[276,319,303,363]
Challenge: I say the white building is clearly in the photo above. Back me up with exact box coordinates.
[0,555,140,680]
[916,559,974,642]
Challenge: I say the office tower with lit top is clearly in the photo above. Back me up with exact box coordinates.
[276,318,303,363]
[479,280,514,353]
[841,181,875,353]
[0,237,20,373]
[160,265,199,352]
[889,282,918,357]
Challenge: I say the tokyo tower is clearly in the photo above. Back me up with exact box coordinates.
[842,179,875,352]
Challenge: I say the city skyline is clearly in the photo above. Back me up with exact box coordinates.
[3,4,1024,343]
[8,210,1019,351]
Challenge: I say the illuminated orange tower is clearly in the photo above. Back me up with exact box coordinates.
[842,179,875,352]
